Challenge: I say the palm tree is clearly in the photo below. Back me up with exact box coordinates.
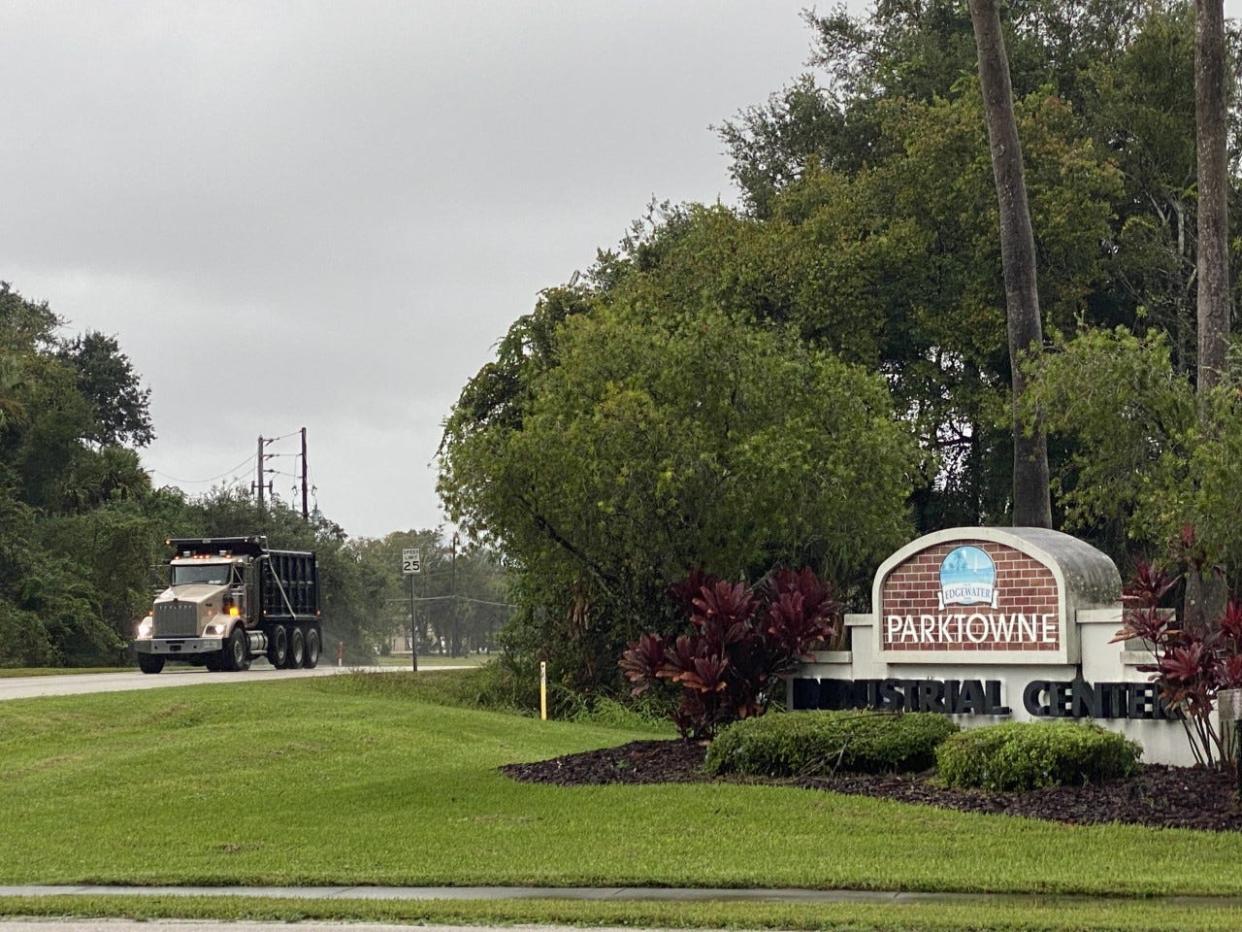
[968,0,1052,528]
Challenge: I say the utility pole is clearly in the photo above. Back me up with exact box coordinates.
[300,426,309,520]
[255,435,268,509]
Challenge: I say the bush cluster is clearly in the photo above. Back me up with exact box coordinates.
[936,721,1141,792]
[622,568,840,737]
[704,710,959,776]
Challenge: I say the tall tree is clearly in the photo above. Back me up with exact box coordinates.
[57,332,154,448]
[968,0,1052,528]
[1195,0,1230,392]
[1186,0,1231,627]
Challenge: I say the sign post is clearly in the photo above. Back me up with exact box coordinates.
[402,548,422,672]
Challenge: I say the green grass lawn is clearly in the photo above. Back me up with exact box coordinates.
[0,666,132,678]
[3,670,1242,898]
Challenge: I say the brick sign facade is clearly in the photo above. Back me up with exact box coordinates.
[877,538,1062,659]
[790,528,1200,763]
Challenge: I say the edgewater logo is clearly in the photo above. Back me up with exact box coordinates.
[938,545,997,609]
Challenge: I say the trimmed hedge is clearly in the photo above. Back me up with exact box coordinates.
[704,710,959,776]
[936,721,1141,792]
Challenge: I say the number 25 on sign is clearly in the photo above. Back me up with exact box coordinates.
[402,548,421,575]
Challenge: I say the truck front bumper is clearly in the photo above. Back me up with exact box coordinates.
[135,637,224,656]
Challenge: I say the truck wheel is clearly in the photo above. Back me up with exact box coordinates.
[267,625,288,668]
[303,626,321,669]
[138,654,164,675]
[288,626,305,669]
[223,626,250,672]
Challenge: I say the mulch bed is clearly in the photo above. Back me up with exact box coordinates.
[501,739,1242,832]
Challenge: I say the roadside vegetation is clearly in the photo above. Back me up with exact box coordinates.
[3,672,1242,897]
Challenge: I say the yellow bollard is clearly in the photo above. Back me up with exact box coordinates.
[540,660,548,721]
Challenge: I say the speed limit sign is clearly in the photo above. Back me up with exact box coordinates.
[402,548,422,575]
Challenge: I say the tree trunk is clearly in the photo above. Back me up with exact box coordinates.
[968,0,1052,529]
[1196,0,1230,392]
[1185,566,1228,635]
[1192,1,1231,628]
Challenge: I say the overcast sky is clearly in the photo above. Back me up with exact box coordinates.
[2,1,1231,539]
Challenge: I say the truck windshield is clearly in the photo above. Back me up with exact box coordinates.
[171,564,232,587]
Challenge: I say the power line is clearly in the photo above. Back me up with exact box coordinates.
[151,453,257,486]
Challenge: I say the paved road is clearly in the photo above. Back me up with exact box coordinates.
[0,665,471,702]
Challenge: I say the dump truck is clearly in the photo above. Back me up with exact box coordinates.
[133,536,322,674]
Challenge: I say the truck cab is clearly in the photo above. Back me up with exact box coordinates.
[134,536,322,674]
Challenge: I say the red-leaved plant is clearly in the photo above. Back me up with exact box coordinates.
[620,567,839,738]
[1113,558,1242,769]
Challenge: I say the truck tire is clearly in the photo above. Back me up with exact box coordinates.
[223,626,250,672]
[267,625,288,668]
[303,626,321,668]
[205,654,222,672]
[288,625,305,669]
[138,653,164,675]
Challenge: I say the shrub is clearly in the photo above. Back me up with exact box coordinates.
[620,567,840,738]
[1113,554,1242,769]
[704,710,959,776]
[936,721,1142,792]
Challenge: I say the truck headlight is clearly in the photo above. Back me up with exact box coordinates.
[204,623,224,636]
[137,616,154,639]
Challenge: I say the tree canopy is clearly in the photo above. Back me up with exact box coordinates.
[440,298,918,690]
[441,0,1242,694]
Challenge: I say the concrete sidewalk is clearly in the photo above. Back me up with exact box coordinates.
[1,885,1240,908]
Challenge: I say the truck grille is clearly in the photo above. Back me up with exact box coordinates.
[154,601,198,637]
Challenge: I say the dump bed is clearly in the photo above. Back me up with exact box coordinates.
[260,549,319,622]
